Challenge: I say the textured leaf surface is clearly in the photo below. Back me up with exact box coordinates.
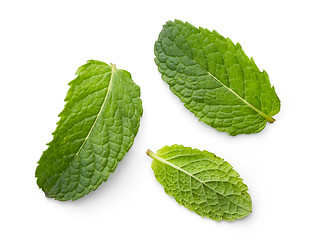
[154,20,280,135]
[36,60,143,201]
[147,145,252,221]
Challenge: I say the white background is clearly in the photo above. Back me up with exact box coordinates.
[1,0,308,239]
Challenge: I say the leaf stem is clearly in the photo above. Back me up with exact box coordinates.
[146,149,154,158]
[242,99,276,123]
[110,63,116,72]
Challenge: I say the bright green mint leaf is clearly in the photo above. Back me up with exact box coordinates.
[36,60,143,201]
[154,20,280,135]
[147,145,252,221]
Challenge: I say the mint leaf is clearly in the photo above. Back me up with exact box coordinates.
[154,20,280,135]
[36,60,143,201]
[147,145,252,221]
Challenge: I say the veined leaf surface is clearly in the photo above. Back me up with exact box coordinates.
[36,60,143,201]
[154,20,280,135]
[147,145,252,221]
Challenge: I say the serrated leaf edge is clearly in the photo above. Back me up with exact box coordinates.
[47,63,116,196]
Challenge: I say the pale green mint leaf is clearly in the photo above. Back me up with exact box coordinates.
[36,60,143,201]
[154,20,280,135]
[147,145,252,221]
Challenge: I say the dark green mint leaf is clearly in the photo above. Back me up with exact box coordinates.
[155,20,280,135]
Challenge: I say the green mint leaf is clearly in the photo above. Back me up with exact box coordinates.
[147,145,252,221]
[154,20,280,135]
[36,60,143,201]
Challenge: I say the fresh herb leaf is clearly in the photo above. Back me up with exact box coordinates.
[147,145,252,221]
[154,20,280,135]
[36,60,143,201]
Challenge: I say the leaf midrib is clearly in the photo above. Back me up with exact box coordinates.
[147,150,251,212]
[206,70,275,123]
[48,64,116,195]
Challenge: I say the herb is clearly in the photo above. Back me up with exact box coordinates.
[154,20,280,135]
[35,60,143,201]
[147,145,252,221]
